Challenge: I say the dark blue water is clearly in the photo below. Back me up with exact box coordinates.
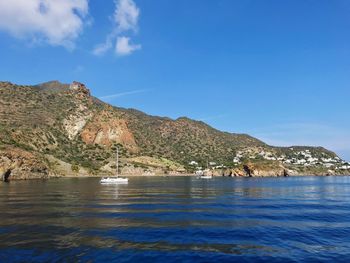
[1,176,350,262]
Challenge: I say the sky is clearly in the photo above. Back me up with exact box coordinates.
[0,0,349,160]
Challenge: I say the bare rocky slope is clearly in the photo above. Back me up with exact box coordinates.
[0,81,349,180]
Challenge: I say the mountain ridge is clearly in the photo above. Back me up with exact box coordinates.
[0,80,349,180]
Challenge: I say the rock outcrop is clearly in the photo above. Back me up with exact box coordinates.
[69,81,91,97]
[0,147,54,181]
[80,110,138,152]
[63,104,93,140]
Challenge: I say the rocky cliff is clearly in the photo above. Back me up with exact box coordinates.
[0,81,349,180]
[0,147,55,181]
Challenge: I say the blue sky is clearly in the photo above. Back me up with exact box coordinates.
[0,0,349,160]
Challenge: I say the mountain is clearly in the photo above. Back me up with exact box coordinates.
[0,81,349,180]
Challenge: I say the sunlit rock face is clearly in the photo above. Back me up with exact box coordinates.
[63,103,93,140]
[80,110,138,153]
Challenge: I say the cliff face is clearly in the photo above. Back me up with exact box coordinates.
[80,110,138,152]
[0,80,349,180]
[0,147,54,181]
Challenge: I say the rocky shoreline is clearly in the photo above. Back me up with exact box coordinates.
[3,173,350,182]
[1,146,349,182]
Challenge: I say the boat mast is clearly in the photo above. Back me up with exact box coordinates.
[116,146,119,177]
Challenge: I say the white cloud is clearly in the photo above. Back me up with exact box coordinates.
[115,36,141,56]
[93,0,141,56]
[93,35,114,56]
[0,0,88,49]
[115,0,140,32]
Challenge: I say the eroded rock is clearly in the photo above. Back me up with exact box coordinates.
[80,110,138,152]
[0,147,54,181]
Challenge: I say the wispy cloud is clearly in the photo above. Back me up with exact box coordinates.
[199,114,230,122]
[99,89,150,100]
[73,65,84,74]
[0,0,89,49]
[93,0,141,56]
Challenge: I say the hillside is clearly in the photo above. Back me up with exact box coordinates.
[0,81,349,180]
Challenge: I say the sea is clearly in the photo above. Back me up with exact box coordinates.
[1,176,350,262]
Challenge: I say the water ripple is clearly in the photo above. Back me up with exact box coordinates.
[1,176,350,262]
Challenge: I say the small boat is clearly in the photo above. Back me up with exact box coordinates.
[195,171,212,179]
[200,175,213,179]
[199,161,213,179]
[100,146,128,184]
[101,177,128,184]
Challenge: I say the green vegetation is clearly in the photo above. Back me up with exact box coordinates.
[0,80,346,177]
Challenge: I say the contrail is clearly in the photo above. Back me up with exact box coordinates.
[99,89,151,100]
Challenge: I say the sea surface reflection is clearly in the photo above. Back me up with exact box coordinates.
[1,176,350,262]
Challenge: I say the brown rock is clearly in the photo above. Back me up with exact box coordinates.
[80,111,138,152]
[0,147,54,181]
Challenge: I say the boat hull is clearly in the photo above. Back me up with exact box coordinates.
[100,178,129,184]
[199,175,213,179]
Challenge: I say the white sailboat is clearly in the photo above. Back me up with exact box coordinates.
[199,159,213,179]
[200,173,213,179]
[101,147,128,184]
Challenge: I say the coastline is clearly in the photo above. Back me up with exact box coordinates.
[3,173,350,182]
